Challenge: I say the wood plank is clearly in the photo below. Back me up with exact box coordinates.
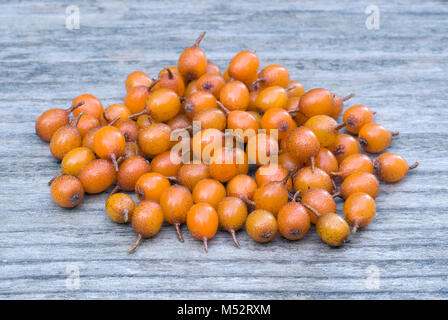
[0,0,447,299]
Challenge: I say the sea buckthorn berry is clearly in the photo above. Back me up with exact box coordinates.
[256,64,290,88]
[72,94,103,120]
[293,166,333,195]
[124,84,155,115]
[301,188,336,224]
[328,133,360,163]
[358,123,399,154]
[226,174,257,201]
[178,32,207,81]
[184,91,217,118]
[339,172,380,199]
[299,88,333,117]
[50,175,84,208]
[116,156,151,191]
[217,197,248,247]
[332,153,373,180]
[82,127,100,150]
[278,152,301,173]
[138,123,172,157]
[304,115,345,147]
[277,202,310,240]
[191,128,224,163]
[128,200,164,253]
[135,172,170,202]
[255,86,288,112]
[187,202,219,252]
[102,104,131,125]
[206,61,222,75]
[219,80,250,111]
[125,71,153,92]
[344,192,376,232]
[168,114,192,131]
[374,153,418,183]
[197,73,226,98]
[71,114,100,137]
[234,148,249,175]
[49,113,83,160]
[115,119,139,142]
[310,148,339,176]
[253,171,292,216]
[246,210,278,243]
[193,107,226,130]
[342,104,374,134]
[286,126,320,166]
[151,151,182,178]
[192,178,226,209]
[248,88,261,111]
[145,88,181,122]
[154,67,185,97]
[105,193,135,224]
[286,81,305,98]
[316,213,350,247]
[61,147,96,176]
[123,141,141,160]
[93,122,126,170]
[184,79,199,97]
[209,147,239,183]
[36,101,84,142]
[246,133,279,166]
[160,185,194,242]
[78,159,117,194]
[177,163,210,191]
[261,108,297,141]
[135,114,151,129]
[255,164,293,192]
[330,93,355,119]
[228,50,259,83]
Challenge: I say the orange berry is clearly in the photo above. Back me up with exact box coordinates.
[50,175,84,208]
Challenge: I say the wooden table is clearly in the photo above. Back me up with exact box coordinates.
[1,0,447,299]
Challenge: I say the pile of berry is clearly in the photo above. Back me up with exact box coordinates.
[35,32,418,252]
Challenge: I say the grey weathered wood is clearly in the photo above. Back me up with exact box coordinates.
[1,0,448,299]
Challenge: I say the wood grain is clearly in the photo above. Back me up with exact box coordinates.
[0,0,447,299]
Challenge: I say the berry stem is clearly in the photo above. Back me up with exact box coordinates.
[108,116,121,126]
[73,111,84,127]
[282,169,294,185]
[127,234,142,253]
[242,196,256,207]
[146,79,160,92]
[110,185,119,195]
[175,223,184,242]
[48,173,62,186]
[335,122,346,131]
[342,93,355,101]
[310,156,315,173]
[216,100,230,115]
[230,229,240,248]
[302,203,322,217]
[391,131,400,136]
[110,154,119,172]
[68,101,85,113]
[332,191,342,198]
[123,209,129,223]
[351,223,359,234]
[409,162,419,170]
[129,109,148,120]
[202,237,208,253]
[194,32,206,47]
[165,68,174,80]
[292,190,301,202]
